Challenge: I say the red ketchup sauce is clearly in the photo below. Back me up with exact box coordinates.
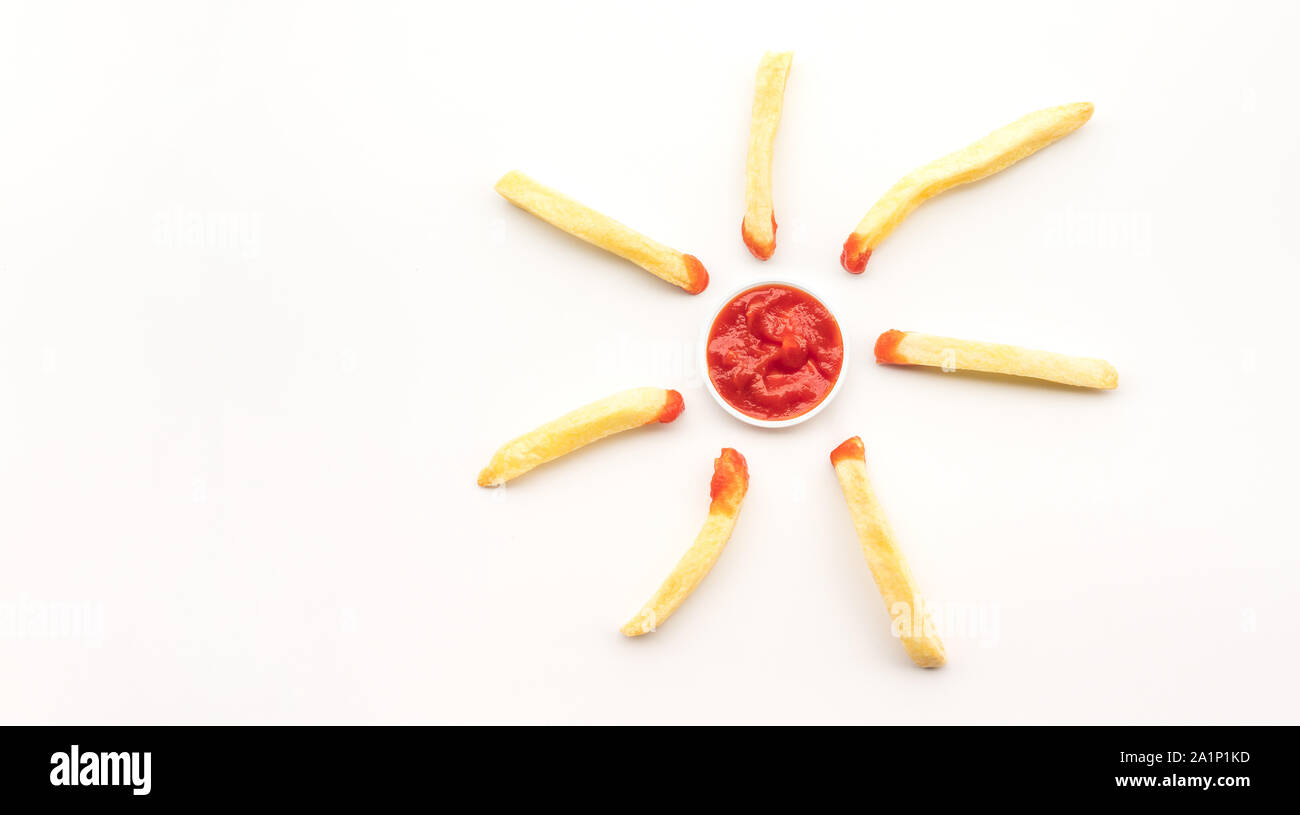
[706,284,843,421]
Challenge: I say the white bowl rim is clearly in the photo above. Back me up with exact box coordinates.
[698,277,850,429]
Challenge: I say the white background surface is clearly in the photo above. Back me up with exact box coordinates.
[1,0,1298,724]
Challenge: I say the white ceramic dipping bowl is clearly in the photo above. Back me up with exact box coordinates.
[699,278,849,428]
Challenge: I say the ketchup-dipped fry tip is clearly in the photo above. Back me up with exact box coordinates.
[830,435,865,466]
[658,389,685,423]
[682,255,709,294]
[840,233,871,274]
[709,447,748,510]
[873,329,906,363]
[742,213,777,261]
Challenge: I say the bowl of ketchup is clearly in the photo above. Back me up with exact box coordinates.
[701,279,848,427]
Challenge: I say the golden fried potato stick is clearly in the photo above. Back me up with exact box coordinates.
[874,329,1118,389]
[495,171,709,294]
[477,387,684,487]
[622,448,748,636]
[841,102,1094,273]
[741,51,793,260]
[830,437,945,668]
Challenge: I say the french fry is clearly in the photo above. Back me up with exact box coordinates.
[495,171,709,294]
[741,51,793,260]
[874,329,1118,389]
[622,448,748,636]
[841,102,1094,273]
[830,437,945,668]
[477,387,684,487]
